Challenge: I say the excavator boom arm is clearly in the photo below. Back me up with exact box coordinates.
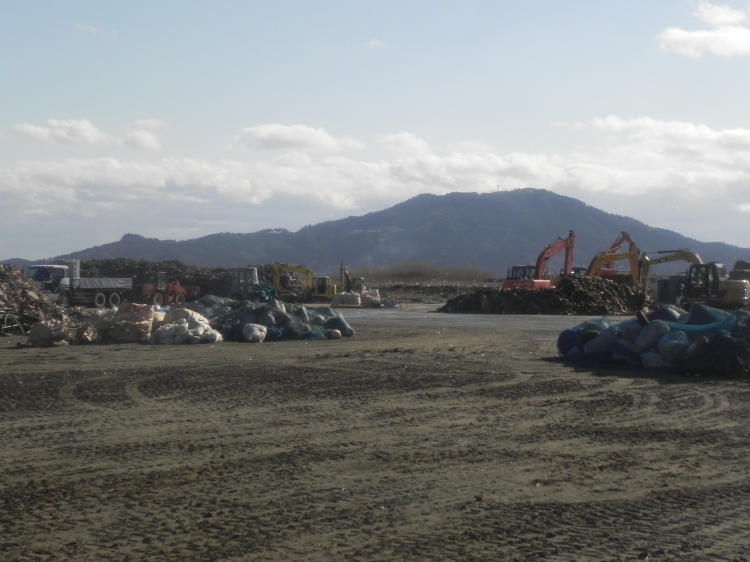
[534,231,576,279]
[638,250,703,293]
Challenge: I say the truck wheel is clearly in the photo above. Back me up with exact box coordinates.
[174,293,186,305]
[108,292,121,307]
[152,292,164,307]
[93,292,107,308]
[57,291,72,308]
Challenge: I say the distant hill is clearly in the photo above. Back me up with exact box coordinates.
[5,189,750,275]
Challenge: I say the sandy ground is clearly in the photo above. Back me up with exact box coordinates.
[2,308,750,561]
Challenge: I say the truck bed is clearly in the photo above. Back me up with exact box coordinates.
[76,278,133,290]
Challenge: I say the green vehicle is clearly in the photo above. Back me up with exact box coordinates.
[229,267,277,303]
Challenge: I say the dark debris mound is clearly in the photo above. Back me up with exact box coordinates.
[0,264,70,333]
[79,259,307,298]
[438,276,646,315]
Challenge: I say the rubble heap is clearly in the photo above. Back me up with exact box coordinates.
[438,276,645,315]
[79,259,307,297]
[0,264,69,334]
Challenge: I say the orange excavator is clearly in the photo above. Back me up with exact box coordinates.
[502,231,576,290]
[141,272,201,306]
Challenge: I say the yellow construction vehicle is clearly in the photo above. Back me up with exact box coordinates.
[585,235,642,287]
[681,262,750,309]
[638,249,703,293]
[272,263,337,301]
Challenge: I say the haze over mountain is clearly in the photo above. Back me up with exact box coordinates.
[5,189,750,275]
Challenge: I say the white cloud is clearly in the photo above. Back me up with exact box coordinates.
[74,23,116,36]
[367,38,388,49]
[6,116,750,250]
[695,2,747,26]
[232,124,365,151]
[378,132,431,154]
[11,118,163,150]
[659,2,750,57]
[128,119,166,131]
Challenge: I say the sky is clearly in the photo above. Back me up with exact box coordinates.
[4,1,750,259]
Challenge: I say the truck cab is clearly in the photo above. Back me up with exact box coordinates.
[25,264,70,304]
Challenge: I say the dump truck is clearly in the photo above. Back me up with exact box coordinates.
[25,259,132,308]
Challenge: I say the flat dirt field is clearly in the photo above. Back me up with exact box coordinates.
[2,310,750,561]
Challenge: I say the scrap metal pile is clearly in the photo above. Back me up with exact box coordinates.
[0,264,69,336]
[79,259,307,297]
[438,276,645,315]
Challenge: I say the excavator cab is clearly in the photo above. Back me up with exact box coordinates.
[506,265,535,280]
[311,276,336,299]
[686,263,725,299]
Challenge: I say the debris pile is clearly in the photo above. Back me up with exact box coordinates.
[211,299,354,342]
[18,292,354,346]
[558,304,750,373]
[78,259,307,298]
[438,276,645,315]
[0,264,69,335]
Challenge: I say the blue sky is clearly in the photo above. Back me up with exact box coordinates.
[4,1,750,258]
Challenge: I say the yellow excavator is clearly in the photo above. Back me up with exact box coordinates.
[681,262,750,309]
[634,249,749,309]
[585,233,642,287]
[272,263,337,301]
[638,249,703,294]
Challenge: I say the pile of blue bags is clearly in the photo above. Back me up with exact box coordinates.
[558,304,750,372]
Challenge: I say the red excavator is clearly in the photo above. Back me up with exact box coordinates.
[502,231,576,290]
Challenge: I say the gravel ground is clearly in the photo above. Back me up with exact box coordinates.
[2,309,750,561]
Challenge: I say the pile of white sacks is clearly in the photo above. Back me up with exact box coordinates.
[149,308,223,344]
[331,289,381,308]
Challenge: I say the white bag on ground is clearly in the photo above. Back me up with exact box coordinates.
[242,323,268,343]
[331,292,361,307]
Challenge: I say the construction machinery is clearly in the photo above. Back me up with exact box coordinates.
[229,267,278,302]
[140,272,200,307]
[636,249,703,305]
[585,234,641,287]
[599,231,637,277]
[502,231,576,290]
[681,262,750,309]
[272,263,337,301]
[25,259,132,308]
[339,262,365,294]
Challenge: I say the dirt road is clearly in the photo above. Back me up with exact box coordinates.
[2,311,750,561]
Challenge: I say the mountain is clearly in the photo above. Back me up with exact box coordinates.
[5,189,750,274]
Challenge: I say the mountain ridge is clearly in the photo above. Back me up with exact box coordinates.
[4,189,749,274]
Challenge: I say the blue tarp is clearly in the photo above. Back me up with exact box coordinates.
[558,305,750,372]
